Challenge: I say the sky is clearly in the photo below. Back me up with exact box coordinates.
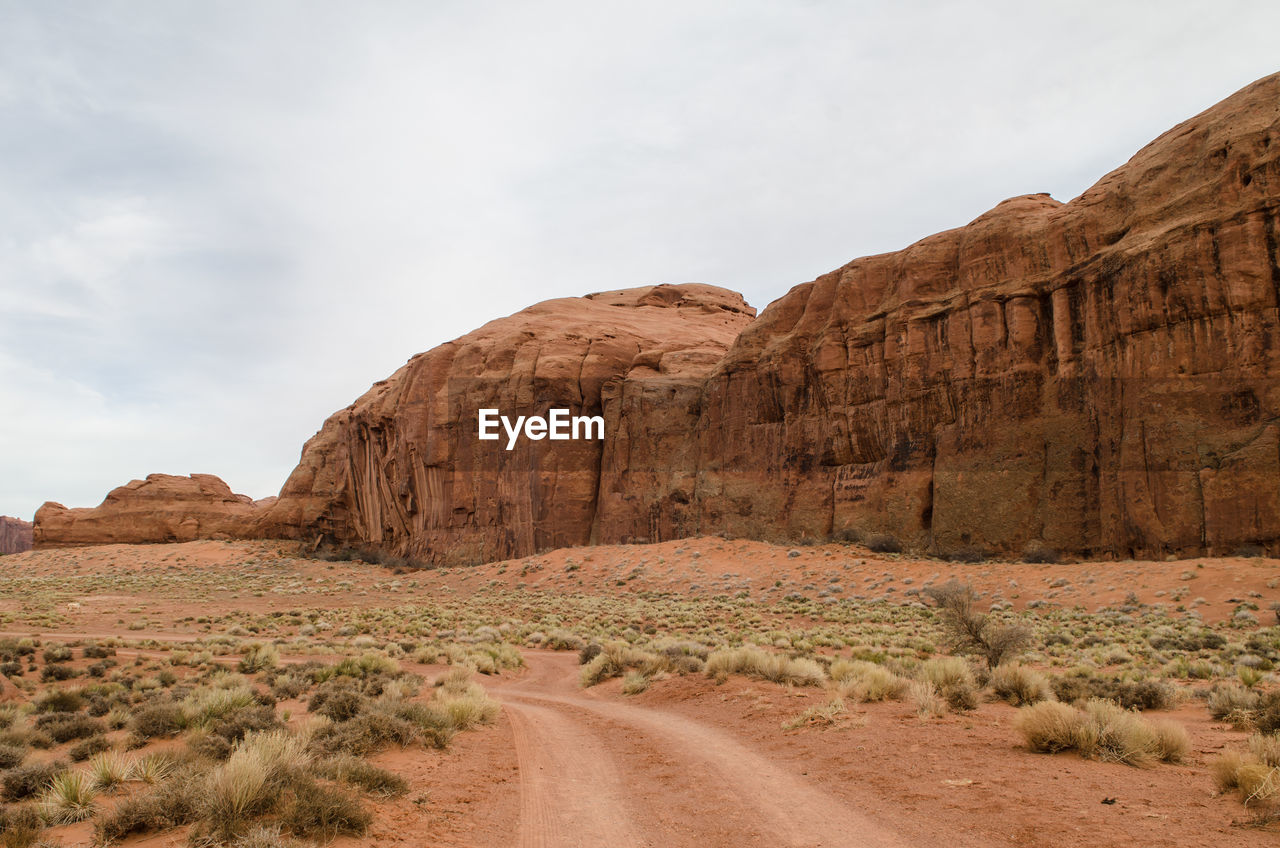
[2,1,1279,519]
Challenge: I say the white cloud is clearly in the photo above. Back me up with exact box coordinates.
[1,0,1279,517]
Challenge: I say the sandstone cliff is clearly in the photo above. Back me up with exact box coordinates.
[255,284,755,563]
[687,72,1280,558]
[0,517,32,554]
[36,73,1280,561]
[34,474,266,546]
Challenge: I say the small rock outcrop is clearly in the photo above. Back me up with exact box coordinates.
[0,517,32,554]
[34,474,265,547]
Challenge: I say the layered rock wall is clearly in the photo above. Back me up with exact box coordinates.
[0,517,32,554]
[35,73,1280,561]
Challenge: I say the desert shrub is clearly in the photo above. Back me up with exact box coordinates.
[990,664,1052,706]
[908,679,946,719]
[2,761,67,802]
[94,763,205,841]
[200,731,309,842]
[314,755,407,797]
[279,777,371,840]
[1255,692,1280,734]
[864,533,901,554]
[0,744,25,770]
[544,629,585,651]
[36,713,104,743]
[578,643,603,665]
[918,657,978,711]
[129,752,176,785]
[210,705,284,748]
[330,653,400,680]
[310,683,367,723]
[308,709,416,757]
[183,687,258,729]
[830,660,907,702]
[1016,701,1079,752]
[81,644,113,660]
[130,703,186,739]
[0,804,42,847]
[925,580,1031,668]
[270,675,309,700]
[32,689,83,714]
[41,646,72,664]
[1016,699,1187,766]
[68,735,111,762]
[1212,749,1278,804]
[1052,675,1174,711]
[38,769,95,824]
[39,664,76,683]
[86,750,130,793]
[621,672,649,695]
[704,648,825,687]
[579,643,664,688]
[1249,733,1280,768]
[239,643,280,674]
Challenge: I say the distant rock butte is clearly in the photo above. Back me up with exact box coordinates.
[34,72,1280,560]
[34,474,266,547]
[0,517,32,554]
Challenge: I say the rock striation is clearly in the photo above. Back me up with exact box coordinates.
[34,73,1280,560]
[0,517,32,554]
[687,72,1280,558]
[255,284,755,563]
[34,475,267,547]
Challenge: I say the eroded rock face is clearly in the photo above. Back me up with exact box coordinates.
[36,73,1280,560]
[0,517,32,554]
[688,72,1280,558]
[34,474,265,547]
[256,284,755,563]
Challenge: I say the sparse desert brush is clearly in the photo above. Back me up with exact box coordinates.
[925,580,1031,668]
[1212,749,1279,804]
[1016,698,1187,766]
[278,775,371,840]
[1249,732,1280,767]
[2,761,67,802]
[908,679,946,719]
[1015,701,1079,752]
[38,769,96,824]
[864,533,901,554]
[918,657,978,711]
[129,751,176,785]
[1051,675,1174,711]
[238,643,280,673]
[0,804,42,847]
[621,671,649,695]
[989,664,1052,706]
[315,754,407,797]
[830,660,907,702]
[544,629,586,651]
[704,647,825,687]
[130,702,187,739]
[0,742,26,769]
[580,643,659,688]
[201,731,309,841]
[184,686,258,729]
[1207,682,1261,722]
[86,750,131,792]
[782,697,850,730]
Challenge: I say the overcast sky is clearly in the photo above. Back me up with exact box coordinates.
[2,1,1278,519]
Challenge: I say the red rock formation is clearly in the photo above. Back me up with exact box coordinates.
[35,73,1280,561]
[689,72,1280,558]
[0,517,32,554]
[256,284,755,564]
[34,474,264,547]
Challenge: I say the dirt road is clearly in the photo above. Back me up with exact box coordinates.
[486,652,911,848]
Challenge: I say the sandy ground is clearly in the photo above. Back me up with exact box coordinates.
[2,537,1277,846]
